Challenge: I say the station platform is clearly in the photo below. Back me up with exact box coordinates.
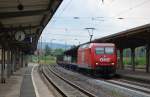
[20,63,54,97]
[20,65,36,97]
[0,63,54,97]
[116,69,150,84]
[0,67,25,97]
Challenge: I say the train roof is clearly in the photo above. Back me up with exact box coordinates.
[91,43,115,46]
[79,43,115,49]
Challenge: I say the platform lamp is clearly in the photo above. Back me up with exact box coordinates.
[85,27,95,43]
[17,0,24,11]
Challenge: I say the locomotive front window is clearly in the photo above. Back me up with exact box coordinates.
[95,48,104,54]
[105,47,114,54]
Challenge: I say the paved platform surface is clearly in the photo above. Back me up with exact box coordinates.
[20,63,55,97]
[33,64,55,97]
[117,69,150,83]
[20,65,36,97]
[0,63,55,97]
[0,68,25,97]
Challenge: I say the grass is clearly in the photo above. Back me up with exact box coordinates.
[31,55,146,68]
[123,57,146,68]
[111,90,122,97]
[31,55,56,65]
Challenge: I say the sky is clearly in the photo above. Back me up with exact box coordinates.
[40,0,150,46]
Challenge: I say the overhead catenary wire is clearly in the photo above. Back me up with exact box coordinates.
[39,37,88,43]
[51,0,150,21]
[52,16,150,21]
[51,0,73,24]
[114,0,150,17]
[42,33,88,38]
[57,0,73,16]
[49,0,150,31]
[108,0,116,6]
[42,0,150,46]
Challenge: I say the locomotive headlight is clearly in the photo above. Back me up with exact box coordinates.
[96,62,98,65]
[111,63,115,65]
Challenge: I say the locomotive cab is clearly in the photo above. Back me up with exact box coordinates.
[92,44,117,74]
[77,43,117,74]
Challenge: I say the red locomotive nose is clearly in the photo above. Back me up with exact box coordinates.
[94,47,117,67]
[100,57,110,62]
[77,43,117,74]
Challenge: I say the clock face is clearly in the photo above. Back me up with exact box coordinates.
[15,31,25,41]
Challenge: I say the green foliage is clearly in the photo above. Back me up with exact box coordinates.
[53,48,64,56]
[30,55,38,63]
[31,55,56,65]
[135,57,146,67]
[32,47,65,65]
[44,44,64,57]
[42,55,56,64]
[123,57,131,65]
[45,44,52,56]
[121,46,146,69]
[123,57,146,68]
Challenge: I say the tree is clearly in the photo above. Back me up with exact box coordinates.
[53,48,64,56]
[45,44,52,55]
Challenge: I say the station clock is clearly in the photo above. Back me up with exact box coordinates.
[15,31,25,41]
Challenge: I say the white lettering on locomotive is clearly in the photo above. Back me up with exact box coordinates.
[100,58,110,62]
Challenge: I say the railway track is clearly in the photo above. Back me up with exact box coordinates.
[116,79,150,89]
[58,64,150,95]
[41,65,98,97]
[58,65,150,94]
[106,79,150,94]
[54,65,150,97]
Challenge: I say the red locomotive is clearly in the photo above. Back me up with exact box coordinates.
[57,43,117,75]
[77,43,117,74]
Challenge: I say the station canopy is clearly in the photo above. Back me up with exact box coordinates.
[0,0,62,54]
[92,24,150,49]
[65,24,150,56]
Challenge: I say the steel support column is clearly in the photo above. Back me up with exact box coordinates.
[19,51,23,68]
[18,51,21,69]
[119,49,124,69]
[10,50,14,74]
[13,50,17,72]
[18,50,21,70]
[25,55,28,67]
[7,50,11,78]
[1,48,6,83]
[21,52,23,68]
[146,44,150,73]
[131,48,135,71]
[16,50,20,70]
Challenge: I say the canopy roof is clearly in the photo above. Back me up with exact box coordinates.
[93,24,150,49]
[65,24,150,56]
[0,0,62,54]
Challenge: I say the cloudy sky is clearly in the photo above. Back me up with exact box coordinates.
[40,0,150,45]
